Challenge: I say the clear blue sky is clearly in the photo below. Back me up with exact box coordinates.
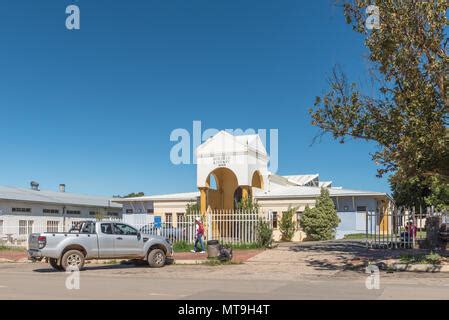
[0,0,391,196]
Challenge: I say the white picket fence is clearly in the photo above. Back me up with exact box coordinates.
[108,210,268,244]
[0,210,271,246]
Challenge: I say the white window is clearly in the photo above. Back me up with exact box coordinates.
[27,220,33,234]
[296,211,302,229]
[272,212,278,229]
[177,213,185,226]
[19,220,33,235]
[165,213,173,227]
[46,221,59,233]
[19,220,26,235]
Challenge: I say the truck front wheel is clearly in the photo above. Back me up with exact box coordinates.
[61,250,85,271]
[49,258,64,271]
[147,249,166,268]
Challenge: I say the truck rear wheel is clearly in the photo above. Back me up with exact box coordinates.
[49,258,64,271]
[61,250,85,271]
[147,249,166,268]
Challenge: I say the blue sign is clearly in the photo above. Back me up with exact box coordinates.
[154,216,162,228]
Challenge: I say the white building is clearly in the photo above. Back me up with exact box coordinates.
[0,182,122,243]
[115,131,393,240]
[0,131,393,243]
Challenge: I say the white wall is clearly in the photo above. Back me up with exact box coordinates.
[0,199,122,241]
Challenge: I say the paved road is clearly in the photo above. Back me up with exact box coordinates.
[0,262,449,299]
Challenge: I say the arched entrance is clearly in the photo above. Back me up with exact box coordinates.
[199,169,265,212]
[201,167,239,212]
[234,187,242,209]
[251,170,264,190]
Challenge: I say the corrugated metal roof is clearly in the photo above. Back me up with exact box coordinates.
[0,186,121,208]
[319,181,332,188]
[113,191,200,202]
[254,185,387,199]
[114,186,387,203]
[283,174,319,186]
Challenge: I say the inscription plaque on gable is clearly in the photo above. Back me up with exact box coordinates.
[213,155,230,167]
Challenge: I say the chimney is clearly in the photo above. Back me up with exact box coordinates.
[30,181,39,191]
[59,184,66,193]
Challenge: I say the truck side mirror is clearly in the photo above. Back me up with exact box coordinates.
[137,232,141,241]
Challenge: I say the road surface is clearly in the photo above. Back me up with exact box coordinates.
[0,262,449,299]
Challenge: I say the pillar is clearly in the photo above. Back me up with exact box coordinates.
[241,186,249,200]
[241,186,251,205]
[199,187,208,213]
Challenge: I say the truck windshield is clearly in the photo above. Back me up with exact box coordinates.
[113,223,138,235]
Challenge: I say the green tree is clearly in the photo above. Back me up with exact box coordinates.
[256,218,273,248]
[124,192,145,198]
[93,209,106,221]
[309,1,448,207]
[185,202,200,216]
[237,197,260,212]
[113,192,145,198]
[279,207,297,241]
[300,188,340,241]
[424,176,449,211]
[390,175,430,209]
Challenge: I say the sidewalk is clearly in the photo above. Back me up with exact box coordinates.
[0,250,27,262]
[174,249,263,262]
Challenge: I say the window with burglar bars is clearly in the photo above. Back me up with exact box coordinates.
[19,220,33,235]
[66,210,81,215]
[43,209,59,214]
[13,207,31,213]
[46,220,59,233]
[272,212,278,229]
[177,213,185,225]
[296,211,302,229]
[165,213,173,227]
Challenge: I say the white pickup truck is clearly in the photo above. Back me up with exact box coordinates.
[28,220,174,271]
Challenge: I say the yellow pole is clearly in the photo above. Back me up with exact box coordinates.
[242,186,249,201]
[199,188,208,214]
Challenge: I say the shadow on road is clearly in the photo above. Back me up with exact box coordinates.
[285,240,444,272]
[32,261,149,273]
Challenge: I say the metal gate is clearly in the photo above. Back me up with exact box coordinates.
[366,207,448,249]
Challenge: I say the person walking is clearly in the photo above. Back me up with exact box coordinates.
[191,216,206,253]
